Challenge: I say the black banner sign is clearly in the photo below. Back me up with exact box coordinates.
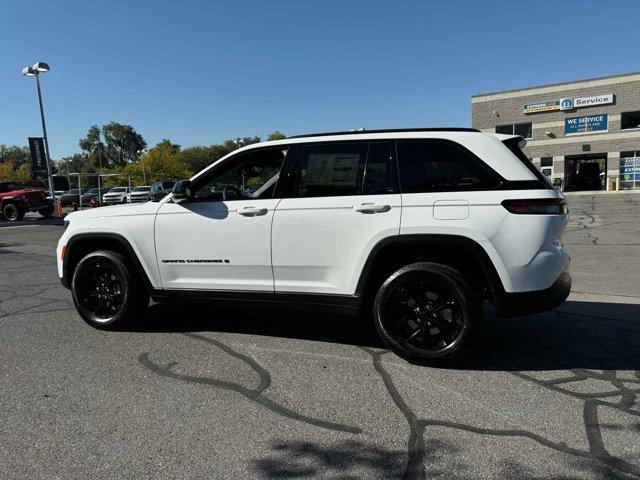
[28,137,46,174]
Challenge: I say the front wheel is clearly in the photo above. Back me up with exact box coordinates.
[3,203,24,222]
[373,262,483,366]
[71,250,148,328]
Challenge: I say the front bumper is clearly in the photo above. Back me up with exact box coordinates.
[103,197,125,204]
[495,275,571,318]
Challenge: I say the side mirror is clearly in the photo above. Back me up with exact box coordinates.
[172,180,192,203]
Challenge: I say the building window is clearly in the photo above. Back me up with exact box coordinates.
[495,123,532,139]
[541,157,553,167]
[621,111,640,130]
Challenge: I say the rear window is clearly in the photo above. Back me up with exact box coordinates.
[396,140,499,193]
[501,137,553,189]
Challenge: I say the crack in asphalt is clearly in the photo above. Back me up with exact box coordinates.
[360,346,640,479]
[138,332,362,435]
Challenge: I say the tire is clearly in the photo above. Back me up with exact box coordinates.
[38,202,54,217]
[71,250,149,329]
[373,262,483,366]
[3,203,24,222]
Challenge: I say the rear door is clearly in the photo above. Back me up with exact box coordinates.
[272,141,401,295]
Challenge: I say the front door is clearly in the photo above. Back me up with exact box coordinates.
[155,147,286,291]
[271,141,401,295]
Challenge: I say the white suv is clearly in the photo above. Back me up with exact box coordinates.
[57,128,570,365]
[102,187,130,205]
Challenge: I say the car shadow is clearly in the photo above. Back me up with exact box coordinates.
[0,216,64,228]
[126,299,640,371]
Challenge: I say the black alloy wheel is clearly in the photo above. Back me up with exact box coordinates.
[71,250,148,328]
[374,262,482,365]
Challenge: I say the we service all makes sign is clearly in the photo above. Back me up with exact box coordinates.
[565,114,608,135]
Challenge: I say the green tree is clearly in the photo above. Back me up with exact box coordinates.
[78,125,106,168]
[124,139,191,185]
[267,131,286,141]
[102,122,147,167]
[0,145,30,167]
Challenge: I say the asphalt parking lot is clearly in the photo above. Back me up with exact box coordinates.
[1,194,639,479]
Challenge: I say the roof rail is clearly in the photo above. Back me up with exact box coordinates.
[289,127,480,139]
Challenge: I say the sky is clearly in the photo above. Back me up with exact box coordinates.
[2,0,640,159]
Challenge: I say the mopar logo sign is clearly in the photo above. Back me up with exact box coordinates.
[565,114,608,135]
[559,98,574,110]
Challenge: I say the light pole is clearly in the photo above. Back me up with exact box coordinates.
[22,62,56,198]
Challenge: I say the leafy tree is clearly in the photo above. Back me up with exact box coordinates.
[101,122,147,167]
[0,161,30,183]
[267,131,286,141]
[123,139,190,185]
[78,125,106,168]
[0,145,30,167]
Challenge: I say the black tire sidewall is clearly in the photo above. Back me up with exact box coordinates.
[71,250,135,328]
[3,203,21,221]
[38,203,54,216]
[374,262,481,365]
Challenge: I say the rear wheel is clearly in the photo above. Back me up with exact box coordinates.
[373,262,483,366]
[38,202,54,217]
[71,250,148,328]
[3,203,24,222]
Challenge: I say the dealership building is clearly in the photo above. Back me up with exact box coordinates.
[472,71,640,191]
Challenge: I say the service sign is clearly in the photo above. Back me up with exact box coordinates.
[574,93,614,108]
[523,100,559,114]
[565,114,608,135]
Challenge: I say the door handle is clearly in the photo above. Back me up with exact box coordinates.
[353,203,391,213]
[238,206,268,216]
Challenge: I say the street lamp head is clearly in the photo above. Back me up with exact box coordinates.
[32,62,50,73]
[22,66,36,76]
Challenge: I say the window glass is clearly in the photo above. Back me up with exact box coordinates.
[397,140,498,193]
[194,149,285,201]
[514,122,532,139]
[621,111,640,130]
[295,143,367,197]
[362,142,397,195]
[541,156,553,167]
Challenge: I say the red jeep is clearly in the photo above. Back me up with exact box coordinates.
[0,181,54,222]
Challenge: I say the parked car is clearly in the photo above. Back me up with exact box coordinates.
[0,181,53,221]
[80,188,103,207]
[46,190,66,200]
[128,186,151,203]
[102,187,130,205]
[58,128,571,365]
[59,188,90,207]
[149,181,175,201]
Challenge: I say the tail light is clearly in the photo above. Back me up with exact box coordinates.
[501,198,568,215]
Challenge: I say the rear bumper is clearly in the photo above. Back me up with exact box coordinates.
[495,275,571,318]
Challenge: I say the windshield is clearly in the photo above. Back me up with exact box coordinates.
[66,189,79,195]
[4,182,24,191]
[84,189,99,195]
[109,187,127,193]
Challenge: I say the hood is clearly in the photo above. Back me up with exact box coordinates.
[65,202,161,221]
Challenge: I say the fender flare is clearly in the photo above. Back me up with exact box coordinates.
[61,232,154,292]
[355,233,506,300]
